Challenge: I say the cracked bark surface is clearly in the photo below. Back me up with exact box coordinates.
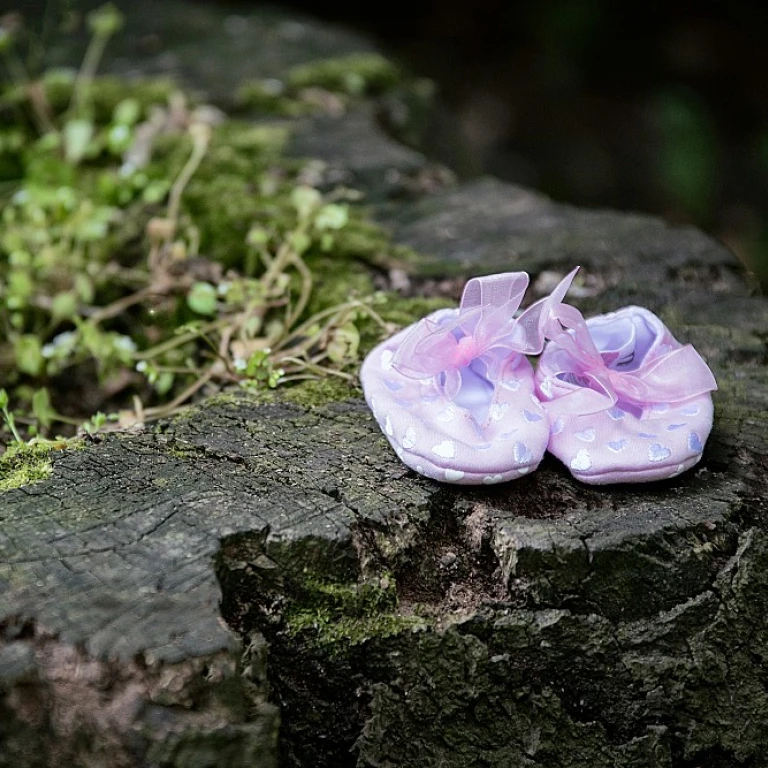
[3,2,768,767]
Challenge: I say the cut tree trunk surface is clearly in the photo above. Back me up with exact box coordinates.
[2,3,768,767]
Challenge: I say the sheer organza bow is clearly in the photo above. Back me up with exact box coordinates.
[391,268,578,400]
[543,303,718,416]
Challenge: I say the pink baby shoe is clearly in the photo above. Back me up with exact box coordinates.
[535,302,718,485]
[360,269,577,484]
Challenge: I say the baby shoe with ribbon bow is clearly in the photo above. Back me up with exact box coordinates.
[535,301,718,484]
[360,268,578,484]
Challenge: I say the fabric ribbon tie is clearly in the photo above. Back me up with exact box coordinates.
[544,303,718,416]
[391,268,578,400]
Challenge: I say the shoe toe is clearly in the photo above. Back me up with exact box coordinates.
[546,395,714,485]
[361,339,548,485]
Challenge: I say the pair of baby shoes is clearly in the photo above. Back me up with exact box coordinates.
[360,268,718,485]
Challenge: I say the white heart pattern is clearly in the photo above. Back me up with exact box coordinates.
[688,432,703,453]
[607,439,628,453]
[550,418,564,435]
[432,440,456,459]
[607,407,626,421]
[381,349,394,371]
[570,449,592,472]
[436,406,455,423]
[575,428,596,442]
[539,378,553,397]
[402,426,416,450]
[483,474,503,485]
[513,442,534,464]
[523,409,543,422]
[489,403,510,421]
[648,443,672,463]
[384,415,394,436]
[680,404,701,416]
[444,469,465,482]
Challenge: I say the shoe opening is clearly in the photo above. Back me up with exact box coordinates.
[448,357,494,424]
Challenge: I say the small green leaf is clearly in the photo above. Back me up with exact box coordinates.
[142,180,169,204]
[87,3,124,37]
[187,282,218,316]
[291,186,321,220]
[154,371,175,395]
[63,119,94,164]
[32,388,56,428]
[246,226,270,246]
[289,231,311,255]
[245,349,271,377]
[107,123,132,154]
[314,204,348,231]
[8,270,33,304]
[0,389,8,409]
[113,98,141,126]
[14,335,44,376]
[75,274,95,303]
[326,322,359,364]
[51,292,78,321]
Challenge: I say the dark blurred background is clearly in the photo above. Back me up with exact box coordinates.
[280,0,768,282]
[5,0,768,282]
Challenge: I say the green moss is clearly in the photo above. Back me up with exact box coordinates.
[177,122,291,268]
[287,610,428,649]
[284,574,429,649]
[307,258,374,312]
[234,79,308,116]
[329,217,419,268]
[0,440,79,492]
[379,295,454,327]
[286,53,401,97]
[1,71,178,126]
[0,47,424,438]
[163,379,356,430]
[280,378,359,408]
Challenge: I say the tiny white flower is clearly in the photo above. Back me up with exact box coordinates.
[114,335,137,352]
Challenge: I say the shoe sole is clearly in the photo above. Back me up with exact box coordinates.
[393,443,541,485]
[569,453,703,485]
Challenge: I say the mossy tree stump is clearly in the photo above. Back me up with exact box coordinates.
[3,2,768,767]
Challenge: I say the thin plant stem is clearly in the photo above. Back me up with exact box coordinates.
[276,356,355,381]
[87,285,154,323]
[70,27,112,116]
[142,364,216,419]
[166,124,210,229]
[1,405,24,444]
[134,318,229,360]
[285,251,313,330]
